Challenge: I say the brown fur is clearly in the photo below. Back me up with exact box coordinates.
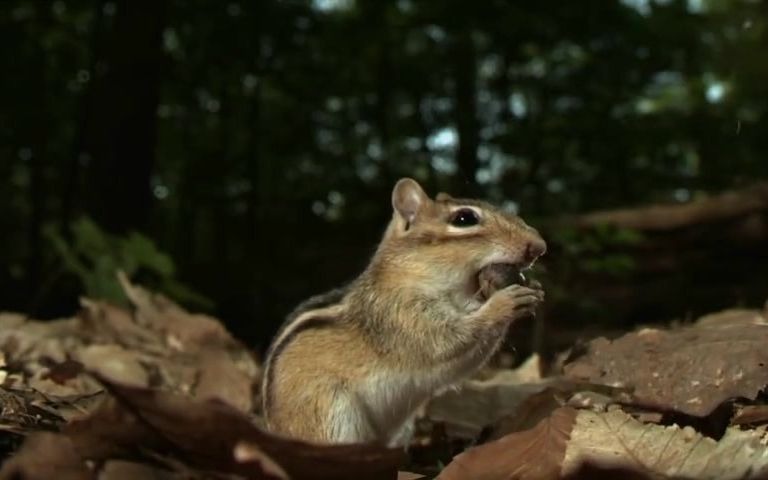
[262,178,546,445]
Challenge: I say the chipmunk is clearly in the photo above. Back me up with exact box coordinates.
[261,178,546,446]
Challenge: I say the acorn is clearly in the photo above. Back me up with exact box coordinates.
[477,263,527,301]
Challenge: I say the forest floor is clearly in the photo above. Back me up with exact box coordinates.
[0,274,767,479]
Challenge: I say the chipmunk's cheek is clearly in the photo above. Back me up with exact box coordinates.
[467,271,481,299]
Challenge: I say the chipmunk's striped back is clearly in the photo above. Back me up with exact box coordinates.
[260,178,545,445]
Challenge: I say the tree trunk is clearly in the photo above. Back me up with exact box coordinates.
[375,8,394,186]
[62,0,106,230]
[452,28,480,196]
[535,181,768,358]
[81,0,167,234]
[560,182,768,231]
[20,7,54,304]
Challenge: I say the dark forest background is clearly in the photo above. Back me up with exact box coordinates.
[2,0,767,353]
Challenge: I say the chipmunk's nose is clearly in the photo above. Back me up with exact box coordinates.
[525,237,547,262]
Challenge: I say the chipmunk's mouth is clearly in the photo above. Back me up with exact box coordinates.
[473,263,528,302]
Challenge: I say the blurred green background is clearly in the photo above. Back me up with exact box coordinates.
[1,0,766,352]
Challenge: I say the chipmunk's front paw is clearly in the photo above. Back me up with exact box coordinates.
[481,284,543,325]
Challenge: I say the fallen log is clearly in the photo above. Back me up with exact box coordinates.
[532,182,768,357]
[562,182,768,231]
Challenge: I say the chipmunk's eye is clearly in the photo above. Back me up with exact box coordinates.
[449,208,480,227]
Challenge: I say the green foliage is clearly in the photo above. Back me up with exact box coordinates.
[44,217,213,309]
[1,0,767,327]
[537,224,644,318]
[551,224,643,276]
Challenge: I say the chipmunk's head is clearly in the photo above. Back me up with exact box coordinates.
[375,178,546,298]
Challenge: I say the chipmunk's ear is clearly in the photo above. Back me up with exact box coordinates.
[392,178,429,230]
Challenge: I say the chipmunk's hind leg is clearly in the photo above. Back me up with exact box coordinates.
[326,388,383,444]
[387,416,416,448]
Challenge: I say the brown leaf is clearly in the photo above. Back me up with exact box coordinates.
[41,358,85,384]
[77,345,150,387]
[437,407,577,480]
[64,395,162,460]
[397,473,427,480]
[0,387,67,434]
[28,373,103,398]
[78,299,165,354]
[232,441,290,479]
[62,395,285,480]
[487,387,566,440]
[0,432,91,480]
[487,377,631,441]
[562,462,666,480]
[427,355,550,438]
[0,316,82,367]
[99,461,181,480]
[731,404,768,426]
[563,309,768,416]
[562,408,768,479]
[89,376,405,480]
[0,313,27,331]
[118,272,234,349]
[2,278,259,404]
[194,348,255,412]
[0,384,105,434]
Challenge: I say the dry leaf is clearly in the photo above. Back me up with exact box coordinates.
[427,355,550,438]
[563,462,666,480]
[564,309,768,416]
[0,313,26,331]
[440,406,768,480]
[0,276,260,418]
[397,473,427,480]
[194,348,255,412]
[79,299,165,354]
[99,461,182,480]
[0,432,91,480]
[732,405,768,426]
[563,408,768,479]
[118,272,234,349]
[437,407,577,480]
[0,387,69,434]
[69,376,405,480]
[77,344,149,387]
[232,441,290,479]
[487,387,567,440]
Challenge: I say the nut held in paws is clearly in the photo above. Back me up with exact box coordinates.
[478,264,528,300]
